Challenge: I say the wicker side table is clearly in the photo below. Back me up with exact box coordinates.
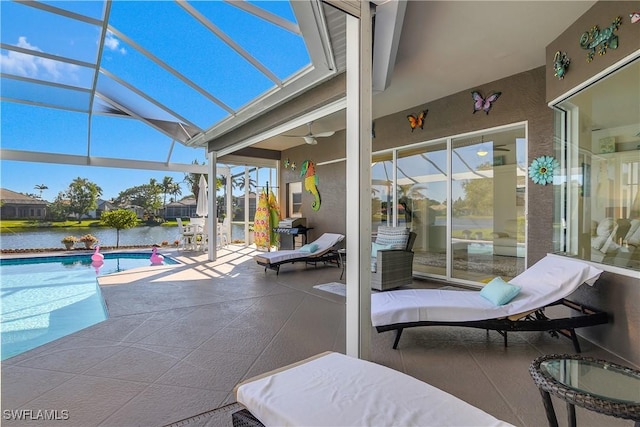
[232,409,264,427]
[529,354,640,427]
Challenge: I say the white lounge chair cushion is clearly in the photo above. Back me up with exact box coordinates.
[236,352,513,427]
[371,255,602,327]
[254,233,343,265]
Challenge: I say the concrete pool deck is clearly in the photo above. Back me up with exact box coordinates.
[1,244,635,426]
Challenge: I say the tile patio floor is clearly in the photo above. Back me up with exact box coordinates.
[1,245,636,426]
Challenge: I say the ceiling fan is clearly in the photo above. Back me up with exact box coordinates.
[283,122,335,145]
[476,137,510,156]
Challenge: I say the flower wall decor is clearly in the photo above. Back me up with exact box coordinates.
[529,156,559,185]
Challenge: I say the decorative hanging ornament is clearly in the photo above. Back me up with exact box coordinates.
[283,158,290,169]
[630,11,640,24]
[290,162,296,171]
[529,156,559,185]
[553,51,570,80]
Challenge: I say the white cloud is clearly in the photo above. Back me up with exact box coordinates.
[0,36,79,82]
[104,31,127,55]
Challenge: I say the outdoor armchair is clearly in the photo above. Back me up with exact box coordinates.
[371,226,417,291]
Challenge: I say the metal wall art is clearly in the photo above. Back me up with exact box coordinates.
[471,91,501,115]
[283,158,296,171]
[553,51,571,80]
[407,110,427,132]
[580,16,622,62]
[300,160,320,211]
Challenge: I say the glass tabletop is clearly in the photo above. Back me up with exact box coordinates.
[540,358,640,404]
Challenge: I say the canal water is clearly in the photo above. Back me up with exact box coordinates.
[0,224,247,250]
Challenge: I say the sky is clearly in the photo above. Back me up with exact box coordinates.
[0,0,307,202]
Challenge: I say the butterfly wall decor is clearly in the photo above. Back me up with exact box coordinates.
[471,91,501,114]
[407,110,428,132]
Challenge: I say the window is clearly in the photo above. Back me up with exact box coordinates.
[288,182,302,218]
[554,58,640,271]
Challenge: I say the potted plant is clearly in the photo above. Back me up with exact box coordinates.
[61,236,78,250]
[79,234,98,249]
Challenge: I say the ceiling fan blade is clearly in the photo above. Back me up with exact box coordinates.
[312,131,335,138]
[495,147,510,152]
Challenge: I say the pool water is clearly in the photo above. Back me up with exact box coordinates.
[0,253,177,360]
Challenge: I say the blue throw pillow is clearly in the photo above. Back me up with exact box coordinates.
[299,243,319,253]
[371,242,392,258]
[480,277,521,306]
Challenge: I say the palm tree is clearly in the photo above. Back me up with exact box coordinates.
[160,176,174,219]
[168,182,182,204]
[34,184,48,199]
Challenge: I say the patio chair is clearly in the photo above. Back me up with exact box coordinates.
[217,217,229,247]
[195,220,209,251]
[371,226,417,291]
[371,255,608,352]
[176,218,197,250]
[233,351,514,427]
[254,233,344,274]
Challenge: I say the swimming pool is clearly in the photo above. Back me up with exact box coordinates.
[0,253,178,360]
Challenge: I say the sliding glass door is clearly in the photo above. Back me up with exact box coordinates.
[451,127,526,281]
[376,124,527,284]
[396,142,448,276]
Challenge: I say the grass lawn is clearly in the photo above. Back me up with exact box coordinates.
[0,219,178,232]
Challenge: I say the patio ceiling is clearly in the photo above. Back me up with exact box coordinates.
[0,0,338,170]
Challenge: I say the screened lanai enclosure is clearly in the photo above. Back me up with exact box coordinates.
[0,1,341,246]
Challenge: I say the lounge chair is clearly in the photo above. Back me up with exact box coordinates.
[233,351,514,426]
[254,233,344,274]
[372,255,608,352]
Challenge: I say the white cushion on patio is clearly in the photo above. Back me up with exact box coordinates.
[236,352,513,427]
[254,233,343,265]
[371,254,602,327]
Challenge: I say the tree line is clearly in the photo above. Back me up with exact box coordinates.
[33,169,205,223]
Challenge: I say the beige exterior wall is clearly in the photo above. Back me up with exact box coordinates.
[281,67,554,264]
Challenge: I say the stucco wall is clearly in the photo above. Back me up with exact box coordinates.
[282,67,554,265]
